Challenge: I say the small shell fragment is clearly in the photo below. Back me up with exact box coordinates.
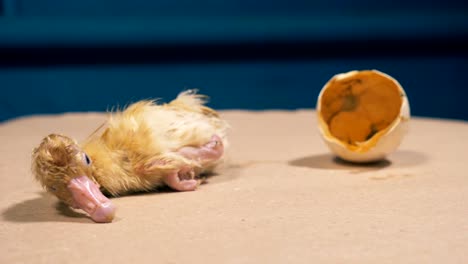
[316,70,410,163]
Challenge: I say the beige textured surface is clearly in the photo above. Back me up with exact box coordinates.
[1,110,467,263]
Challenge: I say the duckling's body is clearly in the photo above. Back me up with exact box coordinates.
[32,91,229,223]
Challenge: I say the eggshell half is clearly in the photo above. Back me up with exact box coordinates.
[316,70,410,163]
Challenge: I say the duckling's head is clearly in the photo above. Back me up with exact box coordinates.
[31,134,93,204]
[31,134,115,223]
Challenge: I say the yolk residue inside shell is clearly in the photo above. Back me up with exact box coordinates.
[320,71,402,145]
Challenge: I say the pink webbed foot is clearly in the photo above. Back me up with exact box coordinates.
[177,135,224,164]
[163,167,198,191]
[161,135,224,192]
[67,176,116,223]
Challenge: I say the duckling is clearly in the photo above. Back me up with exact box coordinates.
[31,90,229,223]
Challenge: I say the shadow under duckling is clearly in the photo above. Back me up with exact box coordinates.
[31,91,229,223]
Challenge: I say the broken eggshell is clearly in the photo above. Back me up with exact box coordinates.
[316,70,410,163]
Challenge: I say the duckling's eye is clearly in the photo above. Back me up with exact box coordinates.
[83,153,91,166]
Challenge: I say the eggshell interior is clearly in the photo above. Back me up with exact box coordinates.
[319,70,403,149]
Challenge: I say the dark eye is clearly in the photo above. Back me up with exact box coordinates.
[83,153,91,166]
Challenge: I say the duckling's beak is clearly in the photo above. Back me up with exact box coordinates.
[68,176,116,223]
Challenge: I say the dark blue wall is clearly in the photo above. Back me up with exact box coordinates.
[1,0,467,121]
[9,0,468,17]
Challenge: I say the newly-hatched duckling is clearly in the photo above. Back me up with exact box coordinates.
[31,91,229,223]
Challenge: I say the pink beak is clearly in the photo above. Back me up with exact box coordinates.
[68,176,116,223]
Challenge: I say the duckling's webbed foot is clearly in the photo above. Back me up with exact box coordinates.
[163,167,198,191]
[162,135,223,192]
[67,176,116,223]
[177,135,224,164]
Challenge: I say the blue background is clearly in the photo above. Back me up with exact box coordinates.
[0,0,467,121]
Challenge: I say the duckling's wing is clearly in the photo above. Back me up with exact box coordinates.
[99,100,164,154]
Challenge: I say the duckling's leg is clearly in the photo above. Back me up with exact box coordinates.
[162,135,224,191]
[163,166,198,191]
[138,154,199,191]
[140,135,223,192]
[177,135,224,164]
